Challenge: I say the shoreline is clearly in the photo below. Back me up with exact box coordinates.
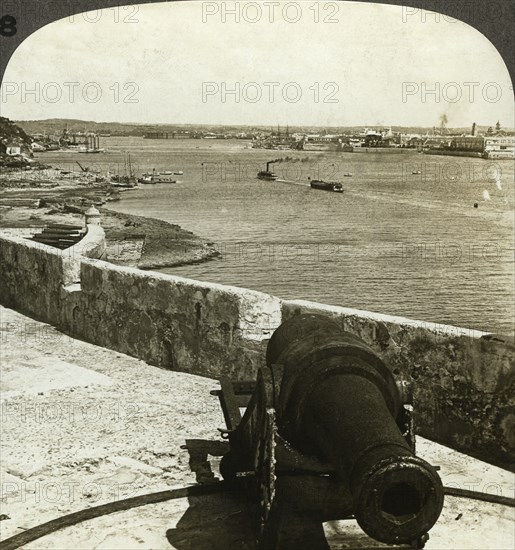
[0,168,220,269]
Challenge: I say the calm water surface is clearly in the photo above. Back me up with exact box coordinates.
[41,138,514,336]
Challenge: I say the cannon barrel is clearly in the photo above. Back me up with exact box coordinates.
[266,314,444,545]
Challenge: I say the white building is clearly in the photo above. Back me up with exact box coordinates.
[6,145,21,155]
[483,134,515,159]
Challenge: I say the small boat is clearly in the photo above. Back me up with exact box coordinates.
[257,161,279,181]
[139,169,177,183]
[111,175,137,188]
[310,179,343,193]
[111,180,136,188]
[151,174,177,183]
[161,170,184,175]
[343,173,353,177]
[78,147,105,154]
[139,174,156,184]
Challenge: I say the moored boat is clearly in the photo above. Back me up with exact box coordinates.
[151,174,177,183]
[110,152,137,187]
[139,169,178,183]
[139,174,156,184]
[161,170,184,175]
[78,148,105,154]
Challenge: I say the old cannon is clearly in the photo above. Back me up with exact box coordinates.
[213,314,444,549]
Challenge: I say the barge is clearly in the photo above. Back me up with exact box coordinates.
[310,179,343,193]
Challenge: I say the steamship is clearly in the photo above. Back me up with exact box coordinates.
[257,161,279,181]
[139,169,179,184]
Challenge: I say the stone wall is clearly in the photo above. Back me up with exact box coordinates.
[61,259,282,380]
[0,223,106,320]
[0,235,75,323]
[0,232,513,469]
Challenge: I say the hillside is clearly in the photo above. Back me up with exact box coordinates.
[0,117,34,166]
[0,117,33,152]
[15,118,513,138]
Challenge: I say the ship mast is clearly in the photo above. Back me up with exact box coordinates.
[128,152,133,177]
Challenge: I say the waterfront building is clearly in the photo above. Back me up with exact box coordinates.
[483,133,515,159]
[302,134,342,151]
[450,136,485,152]
[448,131,514,159]
[304,134,341,142]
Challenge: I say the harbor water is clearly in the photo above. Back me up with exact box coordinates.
[39,138,514,337]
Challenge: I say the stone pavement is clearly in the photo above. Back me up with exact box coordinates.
[0,306,513,549]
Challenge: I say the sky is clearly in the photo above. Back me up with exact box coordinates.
[1,1,513,127]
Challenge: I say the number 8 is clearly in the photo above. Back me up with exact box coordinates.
[0,15,17,37]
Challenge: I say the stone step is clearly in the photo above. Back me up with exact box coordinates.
[32,236,80,248]
[47,223,84,230]
[39,230,84,237]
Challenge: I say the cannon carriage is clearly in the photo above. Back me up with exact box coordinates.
[212,314,444,549]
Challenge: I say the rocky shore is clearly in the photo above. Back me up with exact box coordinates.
[0,167,220,269]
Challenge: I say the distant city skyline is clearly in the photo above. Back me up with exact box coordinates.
[1,2,513,127]
[12,118,515,133]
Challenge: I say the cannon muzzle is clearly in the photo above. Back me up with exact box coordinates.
[266,314,444,545]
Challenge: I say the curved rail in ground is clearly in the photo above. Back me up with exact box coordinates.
[0,481,232,550]
[0,482,513,550]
